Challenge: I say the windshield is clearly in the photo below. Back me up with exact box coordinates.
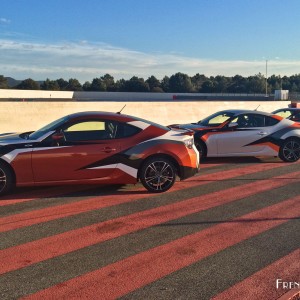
[28,115,69,140]
[198,111,235,127]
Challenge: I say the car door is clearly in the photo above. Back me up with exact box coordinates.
[216,113,270,155]
[31,119,120,183]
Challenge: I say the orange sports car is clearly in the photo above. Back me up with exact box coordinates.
[0,111,199,195]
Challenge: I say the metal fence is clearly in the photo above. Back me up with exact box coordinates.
[289,92,300,100]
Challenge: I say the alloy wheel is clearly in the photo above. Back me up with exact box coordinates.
[281,139,300,162]
[0,167,7,194]
[141,159,176,192]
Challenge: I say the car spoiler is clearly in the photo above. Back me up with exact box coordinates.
[170,127,195,136]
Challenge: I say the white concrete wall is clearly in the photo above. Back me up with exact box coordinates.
[0,101,290,133]
[0,89,74,99]
[0,89,271,101]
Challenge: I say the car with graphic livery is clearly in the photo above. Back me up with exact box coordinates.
[0,111,199,195]
[272,108,300,122]
[169,109,300,162]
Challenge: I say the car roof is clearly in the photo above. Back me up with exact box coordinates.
[64,111,170,130]
[67,111,128,118]
[65,111,141,122]
[218,109,274,116]
[273,108,300,111]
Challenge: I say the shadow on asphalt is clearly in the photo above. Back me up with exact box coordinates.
[0,156,294,201]
[201,156,282,164]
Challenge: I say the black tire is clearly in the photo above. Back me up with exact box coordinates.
[139,157,176,193]
[279,138,300,162]
[0,162,15,196]
[195,141,207,160]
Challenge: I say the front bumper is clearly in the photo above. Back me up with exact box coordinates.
[179,165,200,180]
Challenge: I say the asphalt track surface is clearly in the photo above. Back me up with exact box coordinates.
[0,157,299,300]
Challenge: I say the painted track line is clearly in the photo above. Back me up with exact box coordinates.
[0,161,288,232]
[1,170,300,275]
[22,196,300,300]
[0,185,97,206]
[212,249,300,300]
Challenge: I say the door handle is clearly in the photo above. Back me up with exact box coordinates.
[101,147,116,153]
[258,132,268,136]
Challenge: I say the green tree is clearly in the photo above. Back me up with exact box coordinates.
[40,78,60,90]
[191,73,207,92]
[268,75,282,92]
[146,75,161,92]
[227,75,247,93]
[246,74,265,93]
[123,77,150,92]
[56,78,69,90]
[200,80,215,93]
[82,81,91,91]
[101,74,116,91]
[168,72,194,93]
[115,79,126,91]
[161,76,170,92]
[289,74,300,91]
[16,78,40,90]
[90,78,106,91]
[214,75,231,93]
[66,78,82,91]
[0,75,9,89]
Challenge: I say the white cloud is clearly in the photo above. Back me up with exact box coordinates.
[0,39,300,83]
[0,18,11,24]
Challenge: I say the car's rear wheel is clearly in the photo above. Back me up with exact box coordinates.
[279,138,300,162]
[195,141,207,160]
[140,157,176,193]
[0,162,14,195]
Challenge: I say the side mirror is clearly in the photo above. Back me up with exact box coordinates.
[228,122,238,128]
[52,132,64,141]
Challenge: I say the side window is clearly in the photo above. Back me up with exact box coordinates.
[235,114,265,128]
[275,110,292,119]
[207,114,232,126]
[115,123,142,138]
[63,120,116,141]
[265,116,280,126]
[291,112,300,122]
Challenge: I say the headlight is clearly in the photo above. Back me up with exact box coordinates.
[184,137,194,149]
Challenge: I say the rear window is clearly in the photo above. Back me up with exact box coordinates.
[265,116,280,126]
[115,123,142,138]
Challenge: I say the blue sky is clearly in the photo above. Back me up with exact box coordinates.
[1,0,300,83]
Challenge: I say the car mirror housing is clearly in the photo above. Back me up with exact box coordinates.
[52,132,64,141]
[228,122,238,128]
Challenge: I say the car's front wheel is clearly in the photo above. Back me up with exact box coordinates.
[279,138,300,162]
[0,162,14,196]
[195,140,207,160]
[140,157,176,193]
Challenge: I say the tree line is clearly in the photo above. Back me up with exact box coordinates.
[1,73,300,93]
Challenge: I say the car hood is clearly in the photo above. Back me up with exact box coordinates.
[0,132,27,145]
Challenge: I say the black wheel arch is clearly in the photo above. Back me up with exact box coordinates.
[194,136,207,158]
[0,159,16,184]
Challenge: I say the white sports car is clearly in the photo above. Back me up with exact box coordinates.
[170,109,300,162]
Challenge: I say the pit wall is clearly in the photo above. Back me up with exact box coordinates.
[0,101,290,133]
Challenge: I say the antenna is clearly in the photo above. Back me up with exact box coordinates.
[117,104,126,114]
[254,104,260,111]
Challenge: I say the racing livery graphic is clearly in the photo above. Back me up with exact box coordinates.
[0,112,199,195]
[170,109,300,162]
